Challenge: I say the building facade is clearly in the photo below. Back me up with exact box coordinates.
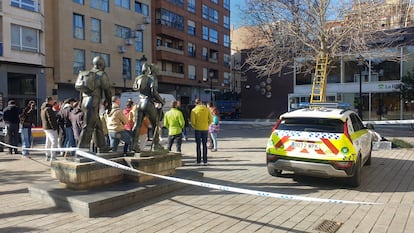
[290,44,414,121]
[0,0,47,112]
[45,0,152,101]
[152,0,231,105]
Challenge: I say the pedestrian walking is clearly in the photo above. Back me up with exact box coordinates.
[3,100,21,154]
[41,96,59,162]
[164,100,185,153]
[107,96,132,153]
[209,106,220,152]
[190,99,212,165]
[19,100,37,157]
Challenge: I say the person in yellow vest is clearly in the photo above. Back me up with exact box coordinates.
[164,100,185,153]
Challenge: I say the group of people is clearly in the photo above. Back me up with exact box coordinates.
[2,55,221,167]
[2,99,37,156]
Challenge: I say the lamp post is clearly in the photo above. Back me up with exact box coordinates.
[357,55,365,120]
[209,71,214,103]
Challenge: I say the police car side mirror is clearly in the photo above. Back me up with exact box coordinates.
[366,123,375,130]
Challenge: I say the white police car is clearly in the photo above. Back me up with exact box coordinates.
[266,103,373,187]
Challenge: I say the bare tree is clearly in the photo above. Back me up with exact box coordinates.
[241,0,414,78]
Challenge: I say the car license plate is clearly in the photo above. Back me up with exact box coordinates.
[291,141,320,150]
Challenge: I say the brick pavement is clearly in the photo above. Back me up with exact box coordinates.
[0,124,413,232]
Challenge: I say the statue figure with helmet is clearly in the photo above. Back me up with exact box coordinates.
[131,60,165,153]
[76,56,112,153]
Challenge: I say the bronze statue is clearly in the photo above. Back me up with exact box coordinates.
[132,63,165,152]
[76,56,112,153]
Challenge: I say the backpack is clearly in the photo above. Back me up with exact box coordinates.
[75,70,96,94]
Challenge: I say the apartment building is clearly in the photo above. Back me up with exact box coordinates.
[152,0,231,105]
[44,0,152,101]
[0,0,47,109]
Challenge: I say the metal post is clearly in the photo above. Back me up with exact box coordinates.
[357,55,364,120]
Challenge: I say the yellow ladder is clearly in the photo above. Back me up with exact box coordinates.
[310,53,328,103]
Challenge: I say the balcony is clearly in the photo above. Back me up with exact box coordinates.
[156,45,184,55]
[159,70,184,79]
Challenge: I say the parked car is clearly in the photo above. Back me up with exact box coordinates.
[266,104,373,187]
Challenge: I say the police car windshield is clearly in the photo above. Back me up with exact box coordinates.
[278,117,344,133]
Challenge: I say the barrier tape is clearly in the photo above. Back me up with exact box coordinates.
[0,141,380,205]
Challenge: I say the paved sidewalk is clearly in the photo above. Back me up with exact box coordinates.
[0,124,413,232]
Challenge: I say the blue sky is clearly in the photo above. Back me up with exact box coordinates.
[230,0,246,29]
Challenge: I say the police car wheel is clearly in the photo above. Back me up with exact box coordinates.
[347,157,361,187]
[268,167,283,177]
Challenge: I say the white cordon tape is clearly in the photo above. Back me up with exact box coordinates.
[0,141,77,152]
[0,141,380,205]
[75,150,380,205]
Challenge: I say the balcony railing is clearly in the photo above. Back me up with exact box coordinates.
[156,45,184,55]
[159,70,184,78]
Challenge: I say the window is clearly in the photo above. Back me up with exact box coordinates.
[73,0,84,4]
[202,26,209,40]
[211,0,218,4]
[167,0,184,8]
[115,0,130,9]
[278,117,344,133]
[203,68,208,81]
[224,54,230,67]
[90,0,109,12]
[135,59,145,76]
[223,0,230,10]
[11,0,38,12]
[156,9,184,31]
[188,65,196,80]
[188,42,196,57]
[122,57,132,80]
[202,5,218,23]
[91,52,110,67]
[11,24,40,53]
[223,72,230,84]
[8,73,36,96]
[187,0,195,13]
[90,18,101,43]
[73,49,85,74]
[115,25,131,39]
[224,15,230,29]
[202,47,208,61]
[202,5,208,19]
[73,13,85,40]
[209,8,218,24]
[135,31,143,52]
[187,20,196,36]
[135,1,149,16]
[224,34,230,47]
[209,28,218,43]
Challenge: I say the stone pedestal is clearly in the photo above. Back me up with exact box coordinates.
[50,151,182,190]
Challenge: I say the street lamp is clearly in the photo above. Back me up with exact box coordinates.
[357,55,365,120]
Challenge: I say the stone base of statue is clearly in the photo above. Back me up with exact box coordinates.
[29,150,203,217]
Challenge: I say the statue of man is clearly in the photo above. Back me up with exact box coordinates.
[76,56,112,153]
[132,63,165,152]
